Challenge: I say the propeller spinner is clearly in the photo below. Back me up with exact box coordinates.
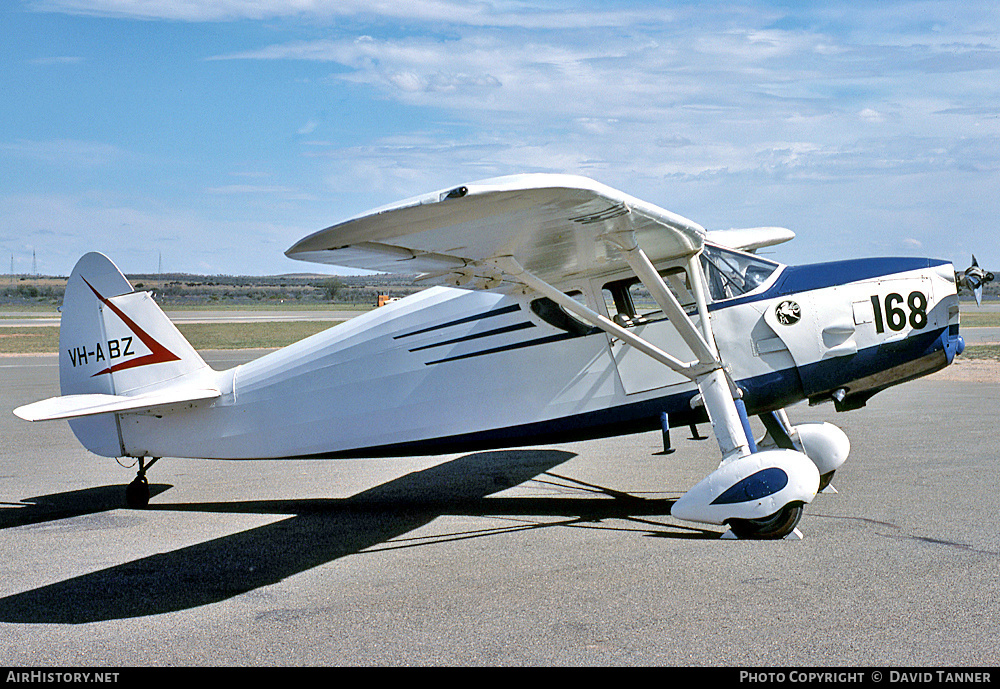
[957,255,995,307]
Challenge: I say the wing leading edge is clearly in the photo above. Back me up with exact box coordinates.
[286,174,706,289]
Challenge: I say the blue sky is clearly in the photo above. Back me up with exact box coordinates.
[2,1,998,276]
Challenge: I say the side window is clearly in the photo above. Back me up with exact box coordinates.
[628,283,660,320]
[602,267,693,328]
[530,291,598,336]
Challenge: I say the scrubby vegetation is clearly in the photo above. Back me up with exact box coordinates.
[0,321,339,354]
[0,272,421,307]
[4,264,996,308]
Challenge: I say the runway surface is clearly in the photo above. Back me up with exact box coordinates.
[1,350,997,666]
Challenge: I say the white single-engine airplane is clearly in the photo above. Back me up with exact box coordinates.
[14,174,967,539]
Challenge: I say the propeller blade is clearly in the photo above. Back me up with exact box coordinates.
[959,255,993,307]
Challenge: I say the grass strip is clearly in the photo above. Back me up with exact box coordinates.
[0,327,59,354]
[4,320,1000,361]
[957,311,1000,328]
[0,321,338,355]
[960,344,1000,360]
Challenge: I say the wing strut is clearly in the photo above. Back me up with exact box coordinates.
[489,248,754,463]
[489,256,705,378]
[602,228,717,363]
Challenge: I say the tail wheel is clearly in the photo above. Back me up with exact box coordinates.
[125,476,150,509]
[727,502,804,540]
[124,456,158,509]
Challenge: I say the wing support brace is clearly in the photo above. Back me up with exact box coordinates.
[488,244,817,537]
[488,246,754,464]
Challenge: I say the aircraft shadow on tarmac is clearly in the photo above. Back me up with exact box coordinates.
[0,449,714,624]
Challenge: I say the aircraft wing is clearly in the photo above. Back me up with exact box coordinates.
[705,227,795,253]
[286,174,706,288]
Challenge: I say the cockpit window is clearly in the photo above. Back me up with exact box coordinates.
[699,244,779,301]
[601,267,694,328]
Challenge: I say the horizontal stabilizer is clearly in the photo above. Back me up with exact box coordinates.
[14,387,220,422]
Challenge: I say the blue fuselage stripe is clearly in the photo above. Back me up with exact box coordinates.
[394,303,522,339]
[709,257,950,311]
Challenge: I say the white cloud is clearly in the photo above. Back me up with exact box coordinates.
[18,1,1000,272]
[297,118,319,135]
[30,0,676,27]
[0,139,132,167]
[859,108,883,122]
[28,55,84,65]
[205,184,303,196]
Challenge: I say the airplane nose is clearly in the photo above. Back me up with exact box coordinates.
[941,326,964,364]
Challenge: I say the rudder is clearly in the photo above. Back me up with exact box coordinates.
[59,252,211,456]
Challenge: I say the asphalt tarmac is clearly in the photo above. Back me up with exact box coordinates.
[1,351,997,667]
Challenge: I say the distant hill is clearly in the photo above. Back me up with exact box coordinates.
[0,272,422,307]
[4,264,997,307]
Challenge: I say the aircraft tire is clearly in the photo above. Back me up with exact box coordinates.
[727,502,803,540]
[125,476,150,509]
[818,471,835,491]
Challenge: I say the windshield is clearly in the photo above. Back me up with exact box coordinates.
[700,244,779,301]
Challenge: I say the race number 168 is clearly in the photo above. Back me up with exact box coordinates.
[871,291,928,333]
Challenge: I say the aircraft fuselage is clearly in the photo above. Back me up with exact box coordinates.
[108,248,961,461]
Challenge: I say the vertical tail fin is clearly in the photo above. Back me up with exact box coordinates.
[57,252,213,456]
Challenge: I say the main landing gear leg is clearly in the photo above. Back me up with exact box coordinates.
[491,251,819,540]
[125,456,159,509]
